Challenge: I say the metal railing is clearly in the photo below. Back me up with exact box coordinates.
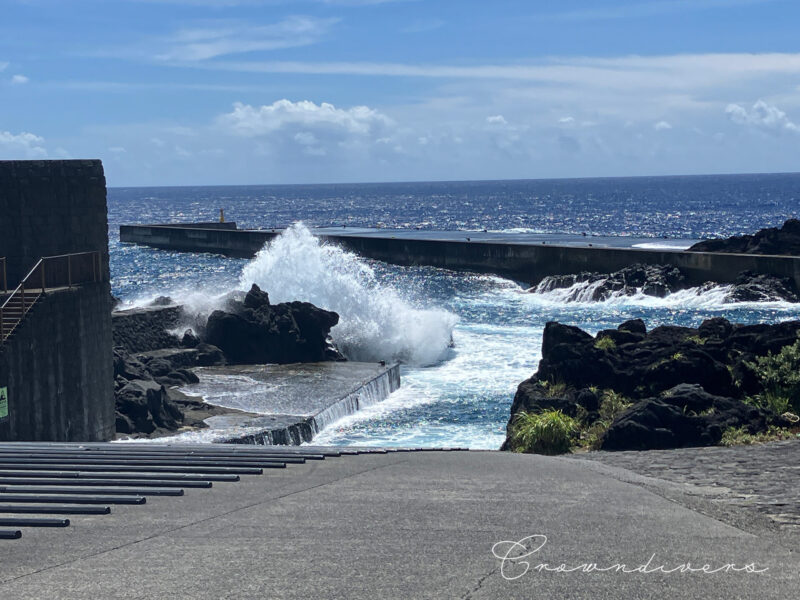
[0,252,102,343]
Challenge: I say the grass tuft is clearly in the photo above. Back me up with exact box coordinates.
[594,336,617,351]
[511,410,578,455]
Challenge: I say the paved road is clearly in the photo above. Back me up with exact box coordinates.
[0,450,795,599]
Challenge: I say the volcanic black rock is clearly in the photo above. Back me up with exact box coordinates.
[204,284,344,365]
[688,218,800,255]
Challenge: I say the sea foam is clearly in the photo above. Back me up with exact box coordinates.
[240,223,457,366]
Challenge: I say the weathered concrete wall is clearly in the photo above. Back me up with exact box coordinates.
[0,286,114,441]
[120,223,800,288]
[0,159,114,441]
[0,160,110,284]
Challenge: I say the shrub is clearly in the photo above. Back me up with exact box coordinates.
[685,334,707,345]
[749,338,800,413]
[511,410,578,455]
[594,336,616,351]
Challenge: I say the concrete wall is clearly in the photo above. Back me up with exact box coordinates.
[120,224,800,288]
[0,159,114,441]
[0,160,110,285]
[0,287,115,441]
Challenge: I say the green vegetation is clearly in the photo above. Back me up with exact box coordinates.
[580,390,633,450]
[510,410,578,455]
[671,351,685,361]
[685,334,707,345]
[594,336,617,351]
[541,379,568,397]
[719,425,796,447]
[748,337,800,414]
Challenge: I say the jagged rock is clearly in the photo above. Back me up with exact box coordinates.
[688,218,800,255]
[532,264,687,301]
[181,329,199,348]
[504,318,800,452]
[113,348,152,382]
[600,384,770,450]
[195,343,226,367]
[531,262,800,304]
[727,271,800,303]
[204,284,344,365]
[111,306,183,353]
[115,379,183,435]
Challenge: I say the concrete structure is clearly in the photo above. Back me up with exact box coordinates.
[0,445,796,599]
[0,160,114,442]
[119,222,800,288]
[183,362,401,445]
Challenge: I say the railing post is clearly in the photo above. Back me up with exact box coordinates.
[67,255,72,288]
[41,260,46,292]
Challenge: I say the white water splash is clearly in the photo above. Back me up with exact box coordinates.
[239,223,457,366]
[526,276,798,310]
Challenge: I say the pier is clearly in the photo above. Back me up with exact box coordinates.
[120,222,800,288]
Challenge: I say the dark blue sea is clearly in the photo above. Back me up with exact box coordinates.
[109,173,800,448]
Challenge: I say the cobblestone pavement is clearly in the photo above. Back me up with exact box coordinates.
[572,438,800,535]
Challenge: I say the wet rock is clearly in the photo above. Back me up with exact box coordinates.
[205,284,344,365]
[532,264,687,301]
[727,271,800,303]
[115,379,183,435]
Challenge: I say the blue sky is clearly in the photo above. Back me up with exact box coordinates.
[2,0,800,186]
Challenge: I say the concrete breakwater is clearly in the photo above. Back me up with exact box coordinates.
[120,222,800,288]
[179,361,401,445]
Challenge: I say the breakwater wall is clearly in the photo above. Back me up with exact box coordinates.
[120,223,800,287]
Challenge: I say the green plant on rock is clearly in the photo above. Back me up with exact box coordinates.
[749,337,800,414]
[598,390,632,422]
[685,334,707,345]
[511,410,578,455]
[594,336,617,351]
[541,379,568,397]
[577,390,633,450]
[671,351,685,361]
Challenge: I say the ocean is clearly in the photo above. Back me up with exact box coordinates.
[108,173,800,449]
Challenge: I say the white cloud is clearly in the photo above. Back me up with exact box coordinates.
[726,100,800,133]
[0,131,47,158]
[10,74,29,85]
[219,99,394,137]
[486,115,507,125]
[0,62,7,72]
[558,116,575,124]
[156,16,337,62]
[654,120,672,130]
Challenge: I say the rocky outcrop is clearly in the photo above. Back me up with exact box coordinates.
[530,263,799,303]
[688,218,800,255]
[505,318,799,452]
[205,284,344,365]
[531,264,686,300]
[111,286,345,437]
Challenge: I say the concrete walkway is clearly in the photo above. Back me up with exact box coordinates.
[0,450,796,599]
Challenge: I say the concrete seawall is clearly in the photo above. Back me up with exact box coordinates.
[171,362,401,446]
[120,223,800,288]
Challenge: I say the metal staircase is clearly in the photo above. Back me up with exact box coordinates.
[0,252,102,344]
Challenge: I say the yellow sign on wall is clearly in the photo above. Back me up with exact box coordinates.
[0,387,8,420]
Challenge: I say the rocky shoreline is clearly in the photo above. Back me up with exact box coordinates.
[504,318,800,453]
[530,263,800,303]
[689,218,800,255]
[112,284,344,438]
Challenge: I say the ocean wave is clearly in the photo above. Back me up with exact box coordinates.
[240,223,458,366]
[524,278,799,310]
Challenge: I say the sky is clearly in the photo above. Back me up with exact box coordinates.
[2,0,800,186]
